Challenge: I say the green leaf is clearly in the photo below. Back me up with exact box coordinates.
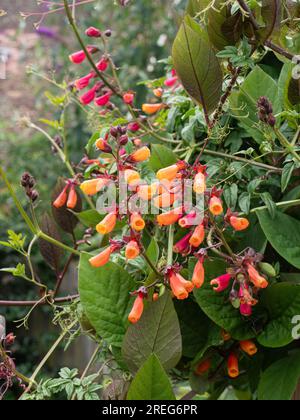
[172,16,223,115]
[186,0,209,16]
[230,66,281,143]
[78,254,136,347]
[281,162,295,193]
[258,351,300,400]
[122,293,182,373]
[257,209,300,269]
[260,192,277,219]
[192,259,255,340]
[258,0,281,43]
[258,283,300,348]
[239,192,251,214]
[73,210,103,228]
[149,144,178,172]
[126,354,176,401]
[223,183,238,210]
[145,238,160,266]
[175,299,222,359]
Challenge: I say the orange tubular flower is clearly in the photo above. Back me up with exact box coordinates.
[189,224,205,248]
[89,246,112,268]
[156,161,186,182]
[227,353,240,379]
[80,178,109,196]
[157,207,183,226]
[66,186,78,209]
[152,292,159,302]
[53,186,68,208]
[96,212,117,235]
[128,294,144,324]
[195,359,211,376]
[130,213,146,232]
[192,260,205,289]
[209,196,223,216]
[247,264,269,289]
[153,88,163,98]
[169,272,192,300]
[130,146,151,162]
[142,103,164,115]
[137,183,158,201]
[124,169,141,187]
[193,172,206,194]
[125,240,140,260]
[230,216,250,231]
[240,340,258,356]
[153,192,175,208]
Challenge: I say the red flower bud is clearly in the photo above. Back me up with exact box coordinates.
[80,88,96,105]
[66,185,78,209]
[128,294,144,324]
[53,185,68,208]
[240,302,252,317]
[85,27,102,37]
[210,273,231,292]
[173,232,193,254]
[164,76,178,87]
[95,92,111,107]
[96,58,109,72]
[227,353,239,379]
[127,122,140,132]
[74,72,95,90]
[192,260,205,289]
[123,92,135,105]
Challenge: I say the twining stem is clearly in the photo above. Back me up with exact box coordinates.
[0,295,79,307]
[24,319,78,395]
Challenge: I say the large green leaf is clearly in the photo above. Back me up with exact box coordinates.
[79,254,136,348]
[258,0,281,43]
[258,351,300,400]
[230,66,280,143]
[192,259,255,340]
[175,299,221,359]
[186,0,210,16]
[172,16,223,116]
[149,144,178,172]
[257,209,300,269]
[126,354,176,401]
[258,283,300,348]
[122,293,182,373]
[74,210,103,227]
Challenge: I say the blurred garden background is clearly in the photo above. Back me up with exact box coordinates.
[0,0,185,398]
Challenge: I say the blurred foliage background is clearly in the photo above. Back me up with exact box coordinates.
[0,0,186,397]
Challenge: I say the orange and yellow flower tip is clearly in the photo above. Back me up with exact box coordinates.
[125,240,140,260]
[130,146,151,162]
[130,213,146,232]
[230,216,250,231]
[189,224,205,248]
[53,187,68,209]
[124,169,141,187]
[89,246,112,268]
[156,164,179,182]
[195,359,211,376]
[128,294,144,324]
[247,264,269,289]
[95,137,112,153]
[156,208,183,226]
[152,292,159,302]
[169,272,189,300]
[66,186,78,209]
[192,260,205,289]
[96,212,117,235]
[153,88,163,98]
[221,330,231,342]
[80,178,108,196]
[209,196,223,216]
[240,340,258,356]
[227,353,240,379]
[193,172,206,194]
[153,192,175,209]
[137,183,158,201]
[142,103,164,115]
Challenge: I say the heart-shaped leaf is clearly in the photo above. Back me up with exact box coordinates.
[126,354,176,400]
[172,16,223,117]
[79,253,136,348]
[122,292,182,373]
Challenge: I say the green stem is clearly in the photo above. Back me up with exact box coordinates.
[167,225,174,266]
[248,199,300,215]
[274,127,300,163]
[38,231,81,256]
